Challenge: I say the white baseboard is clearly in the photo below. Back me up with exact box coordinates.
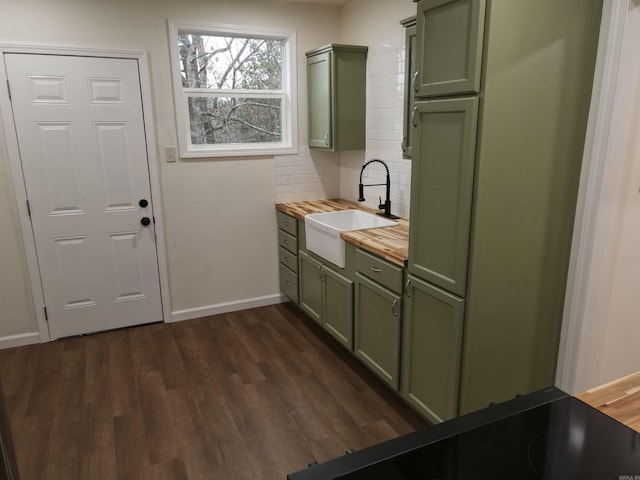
[0,332,41,350]
[170,293,288,323]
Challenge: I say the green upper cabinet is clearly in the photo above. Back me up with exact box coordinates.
[408,97,479,297]
[401,16,417,159]
[306,44,368,151]
[414,0,486,98]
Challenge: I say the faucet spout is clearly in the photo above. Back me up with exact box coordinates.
[358,159,399,219]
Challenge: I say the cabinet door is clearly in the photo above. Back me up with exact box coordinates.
[408,97,478,296]
[299,250,322,324]
[354,273,402,389]
[322,266,354,350]
[307,51,332,149]
[415,0,486,98]
[402,19,417,159]
[402,275,464,423]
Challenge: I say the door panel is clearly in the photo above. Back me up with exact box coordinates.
[322,266,353,349]
[298,250,322,323]
[354,273,402,389]
[408,97,478,296]
[307,51,331,149]
[402,275,464,423]
[5,53,162,339]
[415,0,486,97]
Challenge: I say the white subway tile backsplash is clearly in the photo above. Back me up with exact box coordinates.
[367,129,402,141]
[274,27,412,216]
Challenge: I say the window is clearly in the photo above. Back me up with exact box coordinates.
[168,21,297,158]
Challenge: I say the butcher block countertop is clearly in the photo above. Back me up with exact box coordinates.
[577,371,640,432]
[275,199,409,267]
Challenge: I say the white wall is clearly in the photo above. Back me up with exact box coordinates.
[0,0,343,333]
[566,0,640,392]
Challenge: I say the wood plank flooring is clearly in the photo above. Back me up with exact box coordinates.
[577,371,640,432]
[0,303,427,479]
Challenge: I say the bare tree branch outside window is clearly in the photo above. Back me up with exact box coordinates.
[178,33,284,145]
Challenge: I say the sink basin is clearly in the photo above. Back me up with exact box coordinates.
[305,210,398,267]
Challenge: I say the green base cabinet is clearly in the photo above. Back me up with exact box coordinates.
[354,273,402,390]
[305,44,368,151]
[299,250,322,323]
[322,266,354,348]
[299,250,353,349]
[401,274,464,423]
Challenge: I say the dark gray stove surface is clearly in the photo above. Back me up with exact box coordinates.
[288,387,640,480]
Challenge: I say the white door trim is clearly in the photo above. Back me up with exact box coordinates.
[0,44,171,342]
[555,0,629,393]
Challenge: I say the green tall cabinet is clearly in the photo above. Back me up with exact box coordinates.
[306,44,368,151]
[404,0,603,418]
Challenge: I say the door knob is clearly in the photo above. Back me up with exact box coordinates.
[139,199,149,208]
[140,217,151,226]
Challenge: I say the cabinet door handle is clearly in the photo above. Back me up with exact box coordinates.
[413,70,420,93]
[285,280,292,286]
[401,135,407,153]
[324,133,330,146]
[316,264,323,279]
[370,266,381,273]
[284,256,291,261]
[405,279,412,297]
[392,299,399,317]
[411,106,418,128]
[284,238,290,244]
[283,221,290,226]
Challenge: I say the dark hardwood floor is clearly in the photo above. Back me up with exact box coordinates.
[0,303,427,479]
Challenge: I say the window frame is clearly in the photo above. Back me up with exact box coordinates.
[167,20,298,158]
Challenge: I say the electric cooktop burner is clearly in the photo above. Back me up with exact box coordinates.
[288,388,640,480]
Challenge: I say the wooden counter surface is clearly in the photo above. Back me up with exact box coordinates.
[576,371,640,432]
[275,199,409,267]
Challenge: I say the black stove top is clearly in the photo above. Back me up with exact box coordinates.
[288,388,640,480]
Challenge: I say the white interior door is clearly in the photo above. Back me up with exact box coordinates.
[5,53,163,339]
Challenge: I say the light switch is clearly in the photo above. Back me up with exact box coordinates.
[165,146,178,163]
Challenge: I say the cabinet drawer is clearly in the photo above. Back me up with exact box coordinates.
[355,249,404,294]
[276,210,298,236]
[278,230,298,254]
[279,264,299,304]
[279,246,298,273]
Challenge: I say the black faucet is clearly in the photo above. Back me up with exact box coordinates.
[358,159,399,219]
